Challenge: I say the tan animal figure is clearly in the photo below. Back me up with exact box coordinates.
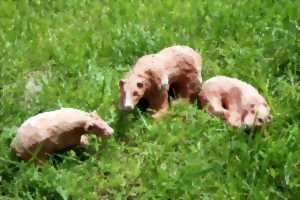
[10,108,114,161]
[119,45,202,116]
[199,76,271,128]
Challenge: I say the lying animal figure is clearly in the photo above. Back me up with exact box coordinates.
[199,76,271,128]
[10,108,114,161]
[119,45,202,116]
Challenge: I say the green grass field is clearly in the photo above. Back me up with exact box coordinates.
[0,0,299,199]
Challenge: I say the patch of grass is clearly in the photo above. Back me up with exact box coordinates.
[0,0,299,199]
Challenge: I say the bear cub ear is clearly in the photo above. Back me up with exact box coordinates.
[119,79,125,87]
[84,122,95,132]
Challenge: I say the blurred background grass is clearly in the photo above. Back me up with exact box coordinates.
[0,0,299,199]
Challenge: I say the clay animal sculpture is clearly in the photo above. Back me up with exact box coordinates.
[119,45,202,116]
[10,108,114,161]
[199,76,271,128]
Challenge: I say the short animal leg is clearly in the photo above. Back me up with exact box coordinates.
[208,98,242,127]
[226,111,242,128]
[175,82,189,99]
[149,90,169,118]
[188,79,202,102]
[223,87,243,127]
[177,75,201,102]
[206,95,229,119]
[80,135,89,147]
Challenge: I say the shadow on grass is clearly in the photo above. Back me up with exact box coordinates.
[7,144,92,170]
[112,106,150,143]
[48,146,90,167]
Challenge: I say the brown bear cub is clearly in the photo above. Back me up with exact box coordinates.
[199,76,272,128]
[119,45,202,116]
[11,108,114,161]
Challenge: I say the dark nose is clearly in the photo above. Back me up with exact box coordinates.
[119,104,133,111]
[123,105,134,111]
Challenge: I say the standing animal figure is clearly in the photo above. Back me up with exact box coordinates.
[10,108,114,161]
[119,45,202,116]
[199,76,272,128]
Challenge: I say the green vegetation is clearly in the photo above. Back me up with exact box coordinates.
[0,0,299,199]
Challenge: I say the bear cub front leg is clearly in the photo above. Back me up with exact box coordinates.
[148,90,169,118]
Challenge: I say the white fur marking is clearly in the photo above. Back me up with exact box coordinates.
[161,74,169,89]
[124,93,133,108]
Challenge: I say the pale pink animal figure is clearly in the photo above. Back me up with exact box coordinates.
[10,108,114,161]
[199,76,271,128]
[119,45,202,116]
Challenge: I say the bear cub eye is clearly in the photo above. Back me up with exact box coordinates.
[137,82,143,88]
